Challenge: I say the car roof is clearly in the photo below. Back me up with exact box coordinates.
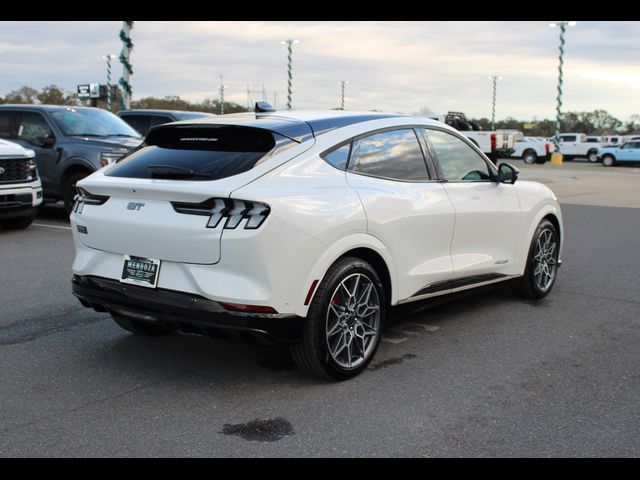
[165,110,441,143]
[0,104,100,112]
[117,109,215,116]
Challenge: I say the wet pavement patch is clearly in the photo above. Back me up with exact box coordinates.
[369,353,417,371]
[221,417,294,442]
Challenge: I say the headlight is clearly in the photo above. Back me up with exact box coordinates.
[26,159,38,181]
[100,148,129,167]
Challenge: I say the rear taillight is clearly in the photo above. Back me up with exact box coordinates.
[73,187,109,214]
[491,134,497,150]
[171,197,270,230]
[545,143,550,154]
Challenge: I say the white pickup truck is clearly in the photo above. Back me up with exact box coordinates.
[428,112,518,163]
[511,136,551,164]
[553,133,602,163]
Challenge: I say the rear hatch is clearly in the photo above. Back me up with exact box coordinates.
[74,121,314,265]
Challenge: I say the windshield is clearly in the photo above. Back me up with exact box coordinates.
[51,108,141,138]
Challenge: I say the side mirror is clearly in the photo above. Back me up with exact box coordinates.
[38,135,56,148]
[498,162,519,184]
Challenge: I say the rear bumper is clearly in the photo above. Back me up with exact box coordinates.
[72,275,304,344]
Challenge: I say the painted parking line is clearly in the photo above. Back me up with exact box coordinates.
[32,223,72,231]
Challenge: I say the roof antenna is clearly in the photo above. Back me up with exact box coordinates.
[255,101,275,113]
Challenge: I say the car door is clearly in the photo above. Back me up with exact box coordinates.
[618,142,639,162]
[560,135,578,155]
[422,127,521,280]
[343,128,456,302]
[13,111,60,192]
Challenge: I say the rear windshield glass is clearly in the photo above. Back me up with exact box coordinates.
[106,125,285,181]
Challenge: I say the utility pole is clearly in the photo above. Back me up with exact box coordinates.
[549,21,576,157]
[102,54,116,111]
[118,21,134,110]
[281,39,299,110]
[219,76,227,115]
[489,76,502,130]
[338,80,349,110]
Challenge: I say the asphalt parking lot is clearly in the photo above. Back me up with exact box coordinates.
[1,159,639,457]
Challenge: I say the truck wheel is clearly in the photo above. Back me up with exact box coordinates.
[587,150,599,163]
[602,155,615,167]
[522,150,537,164]
[63,171,90,215]
[0,215,35,230]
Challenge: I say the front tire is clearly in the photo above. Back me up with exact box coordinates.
[1,215,35,230]
[587,150,599,163]
[63,171,90,215]
[602,154,615,167]
[111,314,174,336]
[291,257,386,381]
[514,219,560,300]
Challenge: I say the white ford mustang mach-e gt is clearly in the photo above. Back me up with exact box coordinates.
[71,107,563,380]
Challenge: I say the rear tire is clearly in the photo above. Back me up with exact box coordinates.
[522,150,537,164]
[587,150,599,163]
[111,314,174,336]
[0,215,35,229]
[514,219,559,300]
[291,257,386,381]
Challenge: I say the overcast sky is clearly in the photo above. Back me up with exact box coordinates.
[0,21,638,120]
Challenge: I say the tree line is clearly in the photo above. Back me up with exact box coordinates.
[2,85,639,135]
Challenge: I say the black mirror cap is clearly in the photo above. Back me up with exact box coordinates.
[498,162,519,184]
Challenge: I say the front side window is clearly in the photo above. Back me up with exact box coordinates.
[17,112,54,145]
[424,129,492,182]
[350,129,429,182]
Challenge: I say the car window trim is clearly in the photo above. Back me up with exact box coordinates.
[421,126,498,183]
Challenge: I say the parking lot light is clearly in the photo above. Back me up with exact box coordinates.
[339,80,349,110]
[281,39,300,110]
[549,21,576,163]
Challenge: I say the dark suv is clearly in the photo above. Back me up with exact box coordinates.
[0,105,142,213]
[116,109,216,136]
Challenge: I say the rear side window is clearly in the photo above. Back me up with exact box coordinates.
[120,115,149,136]
[321,143,351,170]
[107,125,286,181]
[349,129,429,182]
[560,135,577,142]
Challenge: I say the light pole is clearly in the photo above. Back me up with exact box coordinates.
[118,21,134,110]
[338,80,349,110]
[489,76,502,130]
[102,54,116,111]
[219,75,228,115]
[549,21,576,157]
[281,39,299,110]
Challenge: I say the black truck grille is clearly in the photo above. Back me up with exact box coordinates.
[0,158,31,183]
